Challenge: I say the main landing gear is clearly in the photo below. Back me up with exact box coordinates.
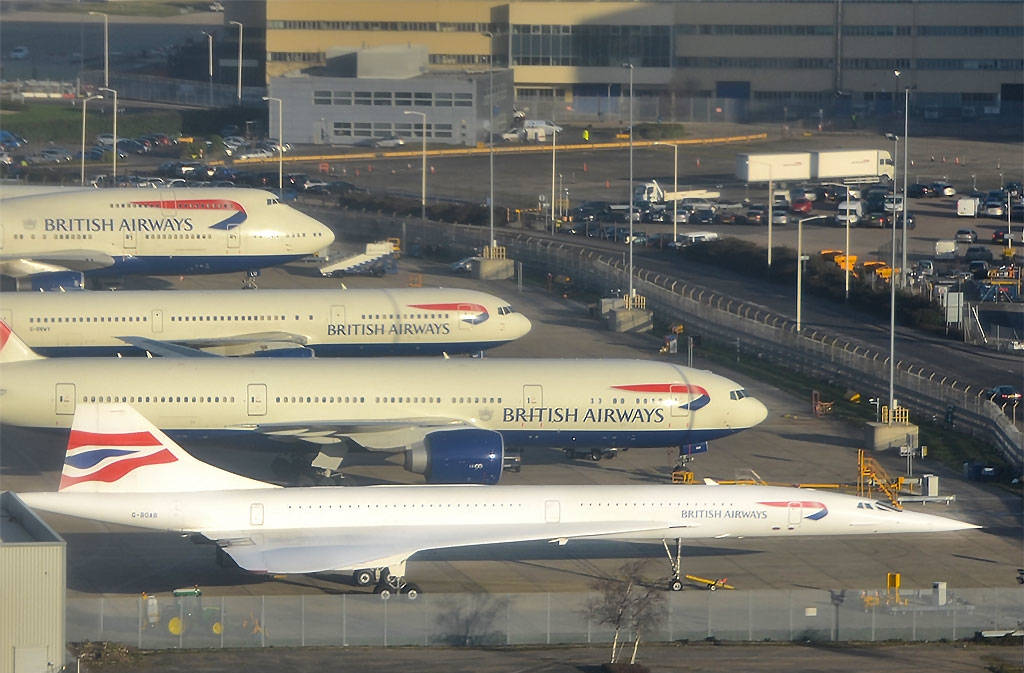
[352,563,420,600]
[663,538,685,592]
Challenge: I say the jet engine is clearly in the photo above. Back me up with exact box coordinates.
[18,271,85,292]
[403,428,504,484]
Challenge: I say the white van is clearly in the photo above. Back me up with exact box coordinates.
[836,200,863,225]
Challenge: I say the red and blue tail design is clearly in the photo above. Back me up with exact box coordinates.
[0,319,44,363]
[58,404,275,493]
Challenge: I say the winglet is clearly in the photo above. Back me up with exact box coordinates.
[59,403,277,493]
[0,320,44,363]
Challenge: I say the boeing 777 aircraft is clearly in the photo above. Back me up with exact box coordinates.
[18,404,977,596]
[0,321,768,483]
[0,287,532,356]
[0,186,334,290]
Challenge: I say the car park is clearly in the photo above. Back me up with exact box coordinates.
[964,245,993,262]
[955,228,978,243]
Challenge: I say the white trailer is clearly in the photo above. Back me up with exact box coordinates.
[735,153,812,182]
[812,149,895,182]
[956,197,980,217]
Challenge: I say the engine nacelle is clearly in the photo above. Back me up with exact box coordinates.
[404,428,504,485]
[19,271,85,292]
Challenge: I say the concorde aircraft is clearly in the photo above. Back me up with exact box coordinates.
[0,287,532,357]
[0,321,768,483]
[0,185,334,290]
[18,404,978,596]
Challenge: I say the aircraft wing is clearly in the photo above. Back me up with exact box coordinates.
[232,417,472,446]
[208,521,691,575]
[118,332,312,357]
[0,251,117,277]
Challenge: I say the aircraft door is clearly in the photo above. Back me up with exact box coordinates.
[151,309,164,333]
[227,229,240,252]
[247,383,267,416]
[55,383,76,415]
[670,384,689,418]
[523,385,542,407]
[123,226,137,250]
[787,501,802,528]
[544,500,560,523]
[250,503,265,526]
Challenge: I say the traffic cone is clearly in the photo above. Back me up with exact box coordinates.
[605,180,610,189]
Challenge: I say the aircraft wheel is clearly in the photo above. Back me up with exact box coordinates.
[590,450,602,461]
[378,589,392,600]
[354,569,375,587]
[404,584,421,600]
[708,584,718,591]
[670,579,683,592]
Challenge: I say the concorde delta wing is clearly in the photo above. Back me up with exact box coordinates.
[210,521,691,575]
[0,250,116,276]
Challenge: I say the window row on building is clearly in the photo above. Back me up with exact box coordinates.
[676,24,1021,36]
[267,20,498,33]
[675,57,1020,70]
[510,25,671,68]
[313,90,473,107]
[332,121,455,139]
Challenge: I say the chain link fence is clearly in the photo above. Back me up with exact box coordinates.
[303,204,1022,469]
[67,586,1022,650]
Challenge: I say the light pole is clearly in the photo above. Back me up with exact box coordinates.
[843,183,851,301]
[622,62,634,300]
[484,31,495,254]
[404,110,427,220]
[900,85,909,285]
[885,130,900,282]
[202,31,214,106]
[229,20,243,103]
[80,94,102,186]
[550,116,557,235]
[653,142,678,244]
[262,96,283,191]
[88,11,109,88]
[99,87,117,180]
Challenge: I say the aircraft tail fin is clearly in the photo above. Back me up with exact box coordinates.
[59,403,277,493]
[0,320,44,363]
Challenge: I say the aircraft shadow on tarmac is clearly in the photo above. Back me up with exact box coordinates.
[779,432,862,448]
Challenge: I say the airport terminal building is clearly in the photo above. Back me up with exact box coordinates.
[240,0,1023,125]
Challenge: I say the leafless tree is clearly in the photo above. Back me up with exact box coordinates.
[584,560,666,664]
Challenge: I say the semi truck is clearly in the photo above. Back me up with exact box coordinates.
[736,150,894,183]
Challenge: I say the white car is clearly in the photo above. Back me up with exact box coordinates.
[95,133,115,148]
[236,147,274,160]
[983,200,1005,217]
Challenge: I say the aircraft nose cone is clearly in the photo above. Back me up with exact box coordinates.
[748,398,768,427]
[514,314,533,338]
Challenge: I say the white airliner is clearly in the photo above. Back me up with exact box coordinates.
[0,321,768,484]
[0,287,532,357]
[18,404,978,596]
[0,185,334,290]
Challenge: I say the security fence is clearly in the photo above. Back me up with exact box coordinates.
[67,587,1022,650]
[306,205,1022,469]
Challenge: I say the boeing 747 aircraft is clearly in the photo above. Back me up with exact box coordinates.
[0,186,334,290]
[0,287,532,356]
[18,404,977,596]
[0,321,767,483]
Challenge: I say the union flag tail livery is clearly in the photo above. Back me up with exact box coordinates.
[0,319,43,363]
[58,403,275,493]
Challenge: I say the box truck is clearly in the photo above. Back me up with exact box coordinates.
[736,150,894,182]
[735,153,812,182]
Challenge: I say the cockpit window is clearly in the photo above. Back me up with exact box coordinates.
[497,305,515,316]
[266,198,280,206]
[729,389,748,400]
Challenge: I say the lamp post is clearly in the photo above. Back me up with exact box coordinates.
[885,130,900,282]
[229,20,243,103]
[653,142,679,245]
[900,85,909,285]
[202,31,214,106]
[99,87,117,180]
[843,183,851,301]
[484,31,495,253]
[622,62,634,300]
[550,116,557,235]
[80,94,102,186]
[88,11,108,87]
[404,110,427,220]
[262,96,283,191]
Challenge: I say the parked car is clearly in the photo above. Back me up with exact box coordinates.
[991,230,1024,245]
[983,199,1006,217]
[789,198,813,213]
[930,181,956,197]
[964,245,993,262]
[907,183,935,198]
[771,210,788,225]
[955,228,978,243]
[449,256,479,274]
[860,213,889,228]
[984,385,1021,404]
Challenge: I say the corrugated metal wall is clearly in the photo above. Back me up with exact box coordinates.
[1,545,65,673]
